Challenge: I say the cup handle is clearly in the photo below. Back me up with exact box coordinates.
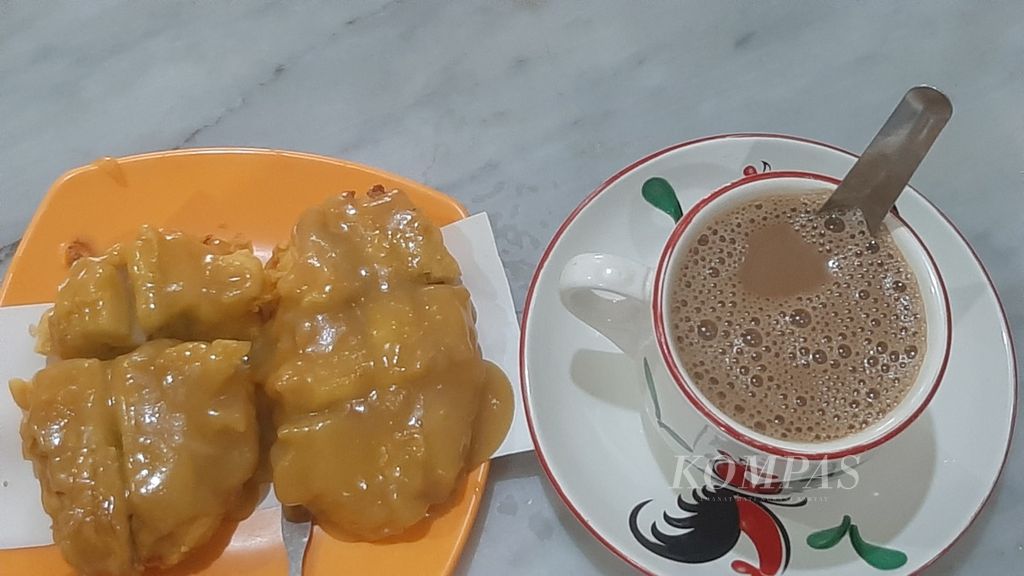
[559,253,654,354]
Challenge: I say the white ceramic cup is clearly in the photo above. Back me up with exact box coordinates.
[559,171,951,492]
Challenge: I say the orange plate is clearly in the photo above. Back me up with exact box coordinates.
[0,148,488,576]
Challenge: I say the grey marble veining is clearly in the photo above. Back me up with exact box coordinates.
[0,242,16,283]
[2,0,1022,573]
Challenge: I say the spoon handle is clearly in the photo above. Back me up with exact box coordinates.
[822,86,952,234]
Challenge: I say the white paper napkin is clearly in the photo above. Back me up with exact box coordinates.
[440,213,530,458]
[0,212,529,549]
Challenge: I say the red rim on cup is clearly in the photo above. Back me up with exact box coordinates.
[651,170,953,460]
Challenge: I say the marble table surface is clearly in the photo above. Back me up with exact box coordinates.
[2,1,1021,573]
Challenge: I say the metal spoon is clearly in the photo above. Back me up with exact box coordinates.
[820,86,952,234]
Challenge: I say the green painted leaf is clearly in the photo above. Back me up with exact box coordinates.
[642,177,683,222]
[849,524,908,570]
[806,515,851,550]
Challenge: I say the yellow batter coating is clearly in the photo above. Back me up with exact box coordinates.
[10,186,513,574]
[257,189,512,540]
[38,228,266,359]
[10,340,259,575]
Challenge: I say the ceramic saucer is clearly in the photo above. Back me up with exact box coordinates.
[521,134,1016,575]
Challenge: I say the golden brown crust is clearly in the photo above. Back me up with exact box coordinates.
[13,342,259,574]
[40,227,270,359]
[257,187,510,540]
[62,239,96,267]
[12,185,512,572]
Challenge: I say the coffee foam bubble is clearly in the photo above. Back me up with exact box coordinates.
[670,192,926,443]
